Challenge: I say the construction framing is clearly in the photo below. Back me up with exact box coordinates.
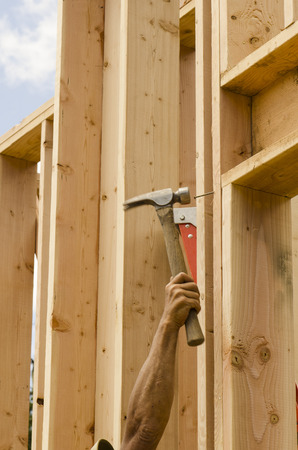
[0,0,297,449]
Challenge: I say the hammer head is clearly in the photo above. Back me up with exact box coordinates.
[123,187,190,210]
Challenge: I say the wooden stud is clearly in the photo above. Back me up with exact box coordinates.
[178,44,198,449]
[220,0,284,72]
[212,0,253,447]
[0,155,36,448]
[222,130,298,198]
[32,120,53,450]
[0,99,54,162]
[95,0,180,448]
[252,68,298,154]
[94,0,121,445]
[221,21,298,96]
[180,1,195,49]
[222,184,296,449]
[42,0,104,448]
[292,196,298,383]
[195,0,214,448]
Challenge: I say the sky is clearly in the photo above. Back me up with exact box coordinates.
[0,0,57,137]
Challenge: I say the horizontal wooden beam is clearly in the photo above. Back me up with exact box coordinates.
[0,98,54,162]
[180,0,195,49]
[221,21,298,96]
[221,131,298,198]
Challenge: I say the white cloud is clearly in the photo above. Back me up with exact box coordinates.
[0,0,57,90]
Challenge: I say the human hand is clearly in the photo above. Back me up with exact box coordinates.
[162,272,201,331]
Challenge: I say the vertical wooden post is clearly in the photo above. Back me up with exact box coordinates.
[95,0,180,448]
[292,197,298,383]
[222,184,296,449]
[42,0,104,448]
[178,44,198,449]
[0,155,36,448]
[32,119,53,450]
[195,0,214,448]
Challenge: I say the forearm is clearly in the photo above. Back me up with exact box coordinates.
[120,318,179,450]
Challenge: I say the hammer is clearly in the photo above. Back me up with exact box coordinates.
[123,187,204,346]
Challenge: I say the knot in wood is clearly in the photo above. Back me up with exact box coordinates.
[270,413,279,425]
[231,350,244,370]
[259,346,271,363]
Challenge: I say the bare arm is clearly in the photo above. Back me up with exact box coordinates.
[120,273,201,450]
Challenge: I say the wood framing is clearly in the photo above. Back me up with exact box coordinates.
[95,1,180,448]
[0,98,54,162]
[0,155,36,448]
[222,184,296,448]
[0,0,297,449]
[179,44,198,449]
[42,1,104,448]
[195,0,214,448]
[32,120,53,449]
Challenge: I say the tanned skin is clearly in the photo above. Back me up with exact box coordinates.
[120,272,201,450]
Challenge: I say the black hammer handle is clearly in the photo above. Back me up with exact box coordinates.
[157,207,204,346]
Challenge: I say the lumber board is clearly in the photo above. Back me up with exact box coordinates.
[221,20,298,96]
[42,1,103,448]
[222,184,296,449]
[222,130,298,198]
[180,0,193,8]
[252,67,298,154]
[212,1,254,447]
[32,120,53,450]
[178,45,198,450]
[292,196,298,383]
[94,0,121,445]
[195,0,214,447]
[0,98,54,162]
[118,1,180,448]
[220,0,284,72]
[0,155,36,449]
[180,1,195,49]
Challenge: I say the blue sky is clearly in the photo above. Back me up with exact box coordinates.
[0,0,57,137]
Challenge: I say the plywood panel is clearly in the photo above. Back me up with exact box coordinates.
[32,120,53,450]
[222,184,296,449]
[0,155,36,449]
[42,1,103,448]
[221,0,284,72]
[252,67,298,154]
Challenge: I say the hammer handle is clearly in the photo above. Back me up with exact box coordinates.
[157,207,204,346]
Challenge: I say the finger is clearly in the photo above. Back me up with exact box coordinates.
[184,298,201,314]
[171,272,194,284]
[177,281,200,293]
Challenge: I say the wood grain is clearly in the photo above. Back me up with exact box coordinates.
[222,130,298,198]
[195,0,214,447]
[178,44,198,449]
[0,155,36,449]
[42,1,103,448]
[0,99,54,162]
[221,0,284,72]
[222,184,296,449]
[221,21,298,96]
[291,196,298,384]
[32,120,53,450]
[252,68,298,154]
